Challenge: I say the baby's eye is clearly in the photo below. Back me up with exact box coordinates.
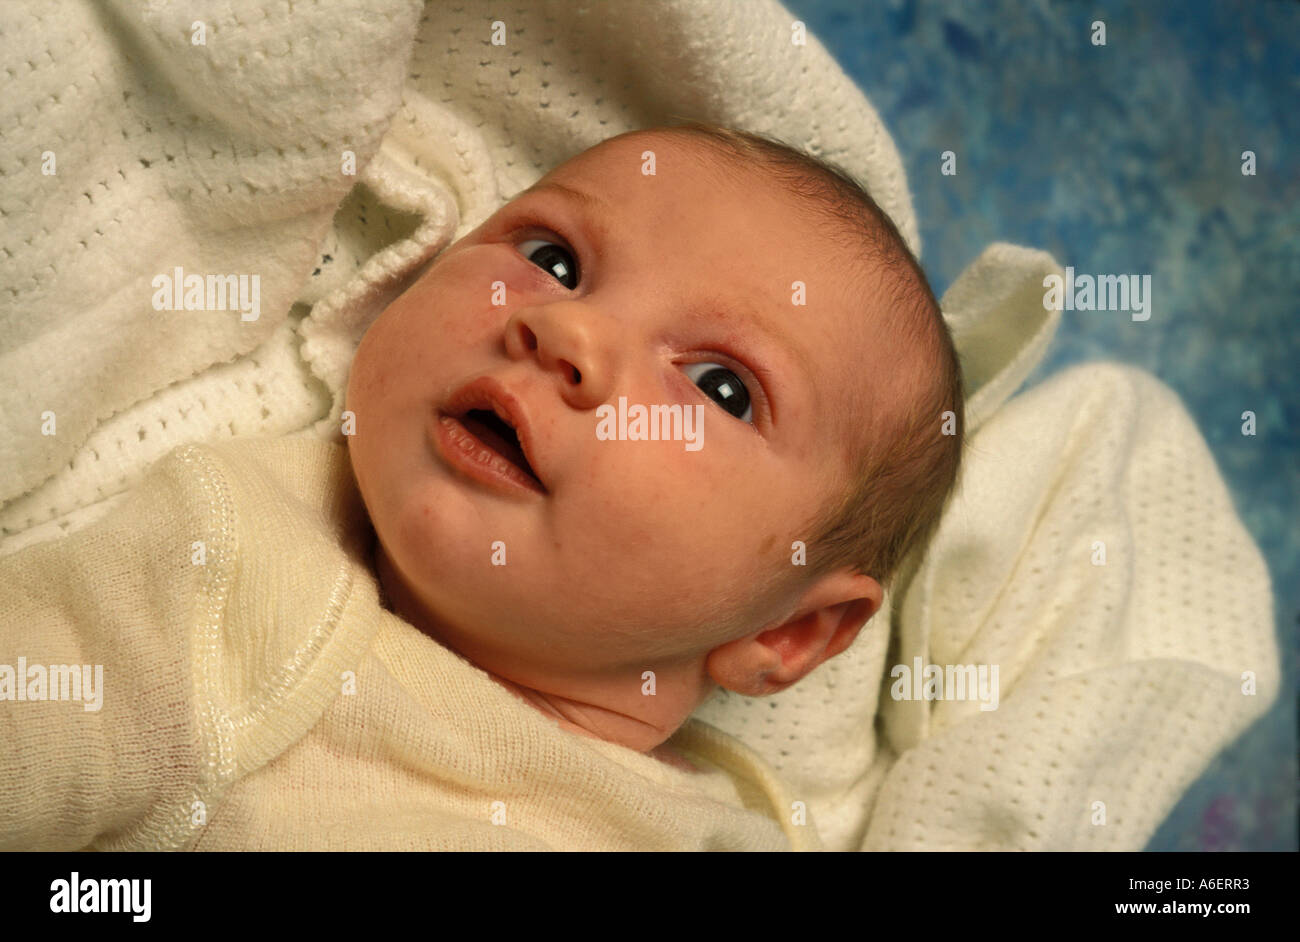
[682,362,752,423]
[517,238,579,289]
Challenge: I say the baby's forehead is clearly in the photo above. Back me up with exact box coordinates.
[558,134,861,273]
[585,127,726,161]
[555,128,783,196]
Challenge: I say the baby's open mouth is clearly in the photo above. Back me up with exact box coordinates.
[454,408,543,486]
[438,376,549,495]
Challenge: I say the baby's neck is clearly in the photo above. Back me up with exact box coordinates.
[372,544,709,763]
[492,674,700,772]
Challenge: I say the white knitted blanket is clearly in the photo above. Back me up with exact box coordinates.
[0,0,1277,850]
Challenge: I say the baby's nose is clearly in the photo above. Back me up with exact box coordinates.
[504,303,611,410]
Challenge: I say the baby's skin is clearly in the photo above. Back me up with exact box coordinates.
[345,128,908,762]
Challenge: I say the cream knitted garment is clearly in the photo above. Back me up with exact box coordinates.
[0,437,821,851]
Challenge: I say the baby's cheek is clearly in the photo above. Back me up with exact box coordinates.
[383,491,451,582]
[347,355,383,407]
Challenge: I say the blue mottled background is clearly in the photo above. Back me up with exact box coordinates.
[782,0,1298,851]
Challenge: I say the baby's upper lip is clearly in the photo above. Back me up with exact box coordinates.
[439,375,548,491]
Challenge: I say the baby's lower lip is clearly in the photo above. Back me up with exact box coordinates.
[432,412,548,498]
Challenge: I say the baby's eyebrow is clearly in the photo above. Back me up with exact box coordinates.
[519,180,608,216]
[684,294,814,420]
[516,180,610,252]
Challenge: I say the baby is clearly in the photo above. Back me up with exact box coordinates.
[346,123,964,762]
[0,123,964,852]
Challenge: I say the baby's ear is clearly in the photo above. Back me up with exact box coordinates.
[706,572,881,696]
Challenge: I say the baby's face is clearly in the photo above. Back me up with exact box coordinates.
[347,130,886,689]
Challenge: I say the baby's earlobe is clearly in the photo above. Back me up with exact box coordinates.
[704,635,782,697]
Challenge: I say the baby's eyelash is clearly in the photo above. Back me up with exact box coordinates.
[506,213,573,251]
[681,350,773,429]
